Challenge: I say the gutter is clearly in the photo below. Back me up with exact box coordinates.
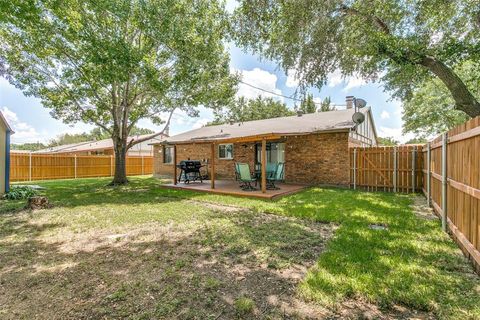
[151,128,352,145]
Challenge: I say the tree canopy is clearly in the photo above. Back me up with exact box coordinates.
[377,137,399,146]
[0,0,236,184]
[233,0,480,117]
[209,96,295,125]
[48,126,155,147]
[402,61,477,138]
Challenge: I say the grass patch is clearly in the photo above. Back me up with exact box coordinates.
[235,296,255,315]
[1,176,479,319]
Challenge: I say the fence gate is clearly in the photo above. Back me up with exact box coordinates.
[350,146,423,193]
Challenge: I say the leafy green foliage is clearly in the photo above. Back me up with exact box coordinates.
[233,0,480,117]
[296,94,334,114]
[3,185,37,200]
[0,0,237,183]
[297,94,317,114]
[402,61,478,138]
[405,138,427,145]
[10,142,46,151]
[378,137,399,146]
[209,96,295,125]
[47,126,154,147]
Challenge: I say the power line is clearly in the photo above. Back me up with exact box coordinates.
[238,80,346,107]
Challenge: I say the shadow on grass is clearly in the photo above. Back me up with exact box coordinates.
[4,176,480,318]
[0,205,337,319]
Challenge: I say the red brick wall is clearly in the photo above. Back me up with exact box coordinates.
[153,142,256,180]
[153,132,350,186]
[284,132,350,185]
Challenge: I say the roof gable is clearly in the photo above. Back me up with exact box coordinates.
[0,111,14,133]
[163,108,374,144]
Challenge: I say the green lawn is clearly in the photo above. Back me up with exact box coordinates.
[1,176,479,319]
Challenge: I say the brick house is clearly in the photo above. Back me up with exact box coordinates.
[152,97,377,190]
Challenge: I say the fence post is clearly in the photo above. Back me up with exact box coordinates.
[441,133,448,232]
[353,148,357,190]
[393,147,397,192]
[74,154,77,179]
[411,146,416,193]
[426,142,431,206]
[141,155,144,175]
[29,152,32,182]
[110,155,113,176]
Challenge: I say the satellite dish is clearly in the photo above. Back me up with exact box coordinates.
[352,112,365,125]
[354,98,367,109]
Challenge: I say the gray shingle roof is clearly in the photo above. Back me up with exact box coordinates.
[162,107,370,144]
[35,134,167,153]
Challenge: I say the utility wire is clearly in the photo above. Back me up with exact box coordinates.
[238,79,346,107]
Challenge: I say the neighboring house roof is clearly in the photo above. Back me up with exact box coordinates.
[10,150,32,154]
[159,107,374,144]
[0,111,14,133]
[35,133,167,154]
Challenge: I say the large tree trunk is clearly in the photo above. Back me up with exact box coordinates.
[420,56,480,117]
[110,138,129,185]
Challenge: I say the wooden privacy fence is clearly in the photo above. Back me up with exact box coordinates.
[350,146,423,192]
[10,153,153,182]
[422,117,480,273]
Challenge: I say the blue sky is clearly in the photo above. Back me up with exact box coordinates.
[0,25,413,145]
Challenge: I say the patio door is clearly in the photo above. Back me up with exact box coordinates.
[255,142,285,164]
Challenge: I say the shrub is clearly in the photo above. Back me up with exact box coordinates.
[3,186,37,200]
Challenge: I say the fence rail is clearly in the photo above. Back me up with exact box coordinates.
[10,153,153,182]
[349,145,423,192]
[422,117,480,273]
[349,117,480,273]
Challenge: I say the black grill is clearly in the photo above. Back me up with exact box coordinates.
[177,160,204,183]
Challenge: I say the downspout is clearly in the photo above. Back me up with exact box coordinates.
[5,130,10,192]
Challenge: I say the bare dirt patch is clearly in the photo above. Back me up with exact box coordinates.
[0,206,336,319]
[411,195,438,221]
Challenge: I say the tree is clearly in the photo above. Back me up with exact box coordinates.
[209,96,295,125]
[405,138,427,145]
[377,137,399,146]
[402,61,477,138]
[233,1,480,117]
[10,142,46,151]
[319,97,335,112]
[48,126,155,147]
[298,94,317,114]
[0,0,236,185]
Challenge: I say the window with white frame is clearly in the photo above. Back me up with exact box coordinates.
[163,146,174,164]
[218,144,233,159]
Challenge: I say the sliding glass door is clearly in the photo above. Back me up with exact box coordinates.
[255,142,285,164]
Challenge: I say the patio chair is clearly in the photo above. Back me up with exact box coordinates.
[267,162,285,190]
[235,163,257,191]
[254,162,278,187]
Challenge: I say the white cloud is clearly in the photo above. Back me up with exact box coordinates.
[380,110,390,119]
[192,118,209,129]
[285,69,300,88]
[327,70,343,87]
[236,68,283,101]
[1,107,41,143]
[378,126,415,144]
[327,70,367,92]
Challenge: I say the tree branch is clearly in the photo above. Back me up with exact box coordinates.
[126,108,175,149]
[338,5,390,34]
[419,56,480,117]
